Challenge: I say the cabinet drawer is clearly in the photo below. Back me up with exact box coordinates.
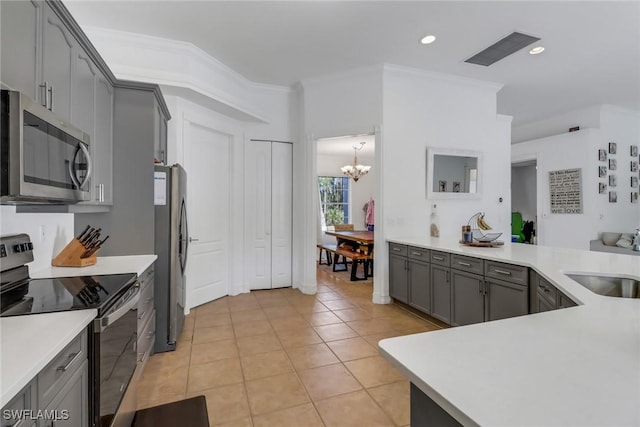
[139,266,154,291]
[485,261,528,286]
[407,246,430,262]
[38,330,87,409]
[137,278,155,335]
[430,250,450,266]
[138,311,156,370]
[451,254,483,275]
[388,243,407,257]
[536,276,558,306]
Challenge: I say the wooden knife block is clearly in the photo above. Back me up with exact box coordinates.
[52,238,98,267]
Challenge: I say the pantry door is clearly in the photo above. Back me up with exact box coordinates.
[184,121,230,308]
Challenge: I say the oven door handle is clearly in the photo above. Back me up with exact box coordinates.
[94,285,140,332]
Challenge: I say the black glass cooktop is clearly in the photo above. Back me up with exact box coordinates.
[0,273,137,317]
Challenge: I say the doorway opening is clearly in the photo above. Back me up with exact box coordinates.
[511,160,537,244]
[316,133,376,288]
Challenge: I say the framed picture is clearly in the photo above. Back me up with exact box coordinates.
[609,174,617,187]
[632,176,638,188]
[438,180,447,192]
[609,158,617,170]
[452,181,461,192]
[631,161,638,172]
[609,142,617,154]
[632,192,639,203]
[631,145,638,157]
[598,166,607,177]
[598,149,607,161]
[609,191,617,203]
[599,182,607,194]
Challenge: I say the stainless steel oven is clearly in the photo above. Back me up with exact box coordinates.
[0,234,141,427]
[0,89,92,203]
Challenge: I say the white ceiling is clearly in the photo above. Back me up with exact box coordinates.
[64,1,640,125]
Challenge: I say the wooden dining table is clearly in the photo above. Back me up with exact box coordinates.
[324,230,374,256]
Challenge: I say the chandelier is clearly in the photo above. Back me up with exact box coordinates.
[341,142,371,182]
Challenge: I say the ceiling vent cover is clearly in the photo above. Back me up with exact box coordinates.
[465,32,540,66]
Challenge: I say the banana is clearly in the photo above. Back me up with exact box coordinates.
[477,214,492,230]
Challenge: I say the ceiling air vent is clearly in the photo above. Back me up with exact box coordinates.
[465,32,540,66]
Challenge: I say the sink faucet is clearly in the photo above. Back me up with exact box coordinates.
[633,227,640,251]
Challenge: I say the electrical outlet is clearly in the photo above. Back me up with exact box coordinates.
[39,225,46,242]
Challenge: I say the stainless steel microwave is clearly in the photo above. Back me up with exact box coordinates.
[1,90,92,203]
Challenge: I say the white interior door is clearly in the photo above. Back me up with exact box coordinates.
[245,140,272,290]
[184,122,230,308]
[271,142,293,288]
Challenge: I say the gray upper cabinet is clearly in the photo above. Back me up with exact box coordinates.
[154,104,168,164]
[71,51,97,138]
[0,0,42,100]
[92,76,114,204]
[41,3,75,119]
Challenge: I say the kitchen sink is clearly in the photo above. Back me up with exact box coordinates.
[565,273,639,298]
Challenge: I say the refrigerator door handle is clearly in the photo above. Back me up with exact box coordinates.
[179,199,189,272]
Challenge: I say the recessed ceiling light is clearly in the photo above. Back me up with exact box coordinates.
[529,46,545,55]
[421,35,436,45]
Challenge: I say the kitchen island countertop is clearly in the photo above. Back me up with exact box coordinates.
[380,237,640,426]
[1,255,157,407]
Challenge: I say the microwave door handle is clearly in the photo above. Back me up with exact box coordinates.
[77,143,92,189]
[68,153,82,190]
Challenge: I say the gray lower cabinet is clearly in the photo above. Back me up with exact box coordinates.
[389,252,409,304]
[137,264,156,373]
[430,264,451,324]
[1,329,88,427]
[485,277,528,321]
[530,271,577,313]
[408,260,431,313]
[451,269,484,326]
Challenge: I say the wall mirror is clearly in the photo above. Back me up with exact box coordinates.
[426,147,482,199]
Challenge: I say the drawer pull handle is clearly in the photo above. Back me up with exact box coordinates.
[393,247,401,252]
[494,269,512,276]
[457,261,471,267]
[411,251,422,256]
[433,256,444,261]
[57,351,81,372]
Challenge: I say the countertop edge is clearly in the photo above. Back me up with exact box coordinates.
[31,254,158,278]
[0,309,97,407]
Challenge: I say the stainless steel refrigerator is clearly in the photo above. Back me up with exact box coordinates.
[154,164,188,352]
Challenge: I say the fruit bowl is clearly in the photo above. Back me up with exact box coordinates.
[471,230,502,242]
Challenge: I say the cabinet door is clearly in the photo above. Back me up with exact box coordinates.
[71,51,96,136]
[43,360,88,427]
[153,104,167,163]
[537,293,555,312]
[42,4,74,119]
[451,270,484,326]
[558,292,577,309]
[389,254,408,303]
[408,259,430,313]
[92,75,114,204]
[430,265,451,324]
[485,278,528,322]
[0,0,42,100]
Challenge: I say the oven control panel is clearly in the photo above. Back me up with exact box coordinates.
[0,234,34,271]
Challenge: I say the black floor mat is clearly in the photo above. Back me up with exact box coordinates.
[132,395,209,427]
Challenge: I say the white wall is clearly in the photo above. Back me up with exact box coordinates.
[512,105,601,144]
[512,106,640,250]
[382,66,511,240]
[316,152,375,229]
[0,206,74,273]
[511,164,537,225]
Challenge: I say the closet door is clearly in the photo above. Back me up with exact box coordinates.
[244,140,292,290]
[271,142,292,288]
[245,140,273,290]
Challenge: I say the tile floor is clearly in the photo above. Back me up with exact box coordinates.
[137,265,444,426]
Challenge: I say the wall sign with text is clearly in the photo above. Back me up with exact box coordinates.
[549,168,583,214]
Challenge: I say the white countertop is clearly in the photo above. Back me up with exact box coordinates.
[31,254,157,279]
[1,255,157,407]
[0,309,97,407]
[380,237,640,427]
